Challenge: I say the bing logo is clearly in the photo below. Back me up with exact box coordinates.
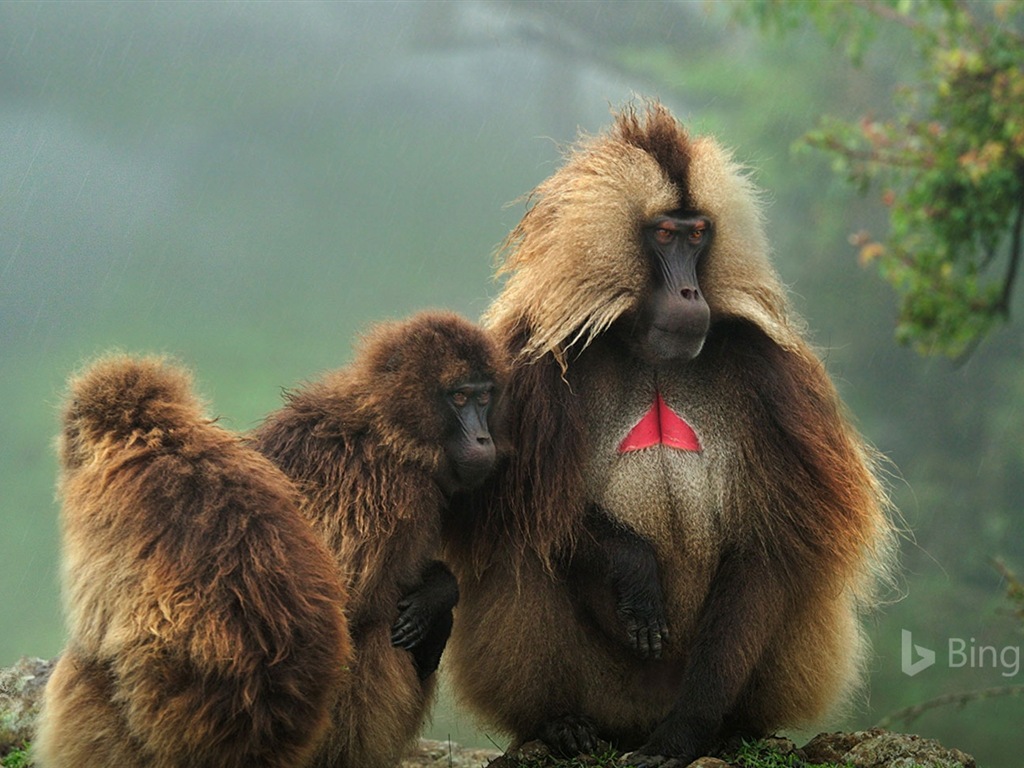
[901,629,1020,677]
[901,629,936,676]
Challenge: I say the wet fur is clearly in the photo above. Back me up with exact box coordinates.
[36,355,351,768]
[250,311,506,768]
[445,103,896,758]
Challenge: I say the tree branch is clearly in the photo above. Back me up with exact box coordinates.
[808,134,929,171]
[996,193,1024,318]
[849,0,927,33]
[953,0,990,47]
[876,685,1024,728]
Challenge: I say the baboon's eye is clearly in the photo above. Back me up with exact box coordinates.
[654,225,676,245]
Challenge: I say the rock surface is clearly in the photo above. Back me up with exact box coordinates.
[403,739,501,768]
[0,657,53,755]
[483,729,977,768]
[800,728,977,768]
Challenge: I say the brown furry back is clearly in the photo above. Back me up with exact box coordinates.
[36,354,351,768]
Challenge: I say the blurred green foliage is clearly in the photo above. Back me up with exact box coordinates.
[734,0,1024,358]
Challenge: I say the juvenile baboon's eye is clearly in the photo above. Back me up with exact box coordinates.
[476,391,491,406]
[451,391,468,407]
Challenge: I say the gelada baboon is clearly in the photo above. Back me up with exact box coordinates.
[250,311,506,768]
[443,102,897,765]
[35,355,351,768]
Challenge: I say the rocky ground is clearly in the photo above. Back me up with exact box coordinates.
[1,657,977,768]
[488,731,977,768]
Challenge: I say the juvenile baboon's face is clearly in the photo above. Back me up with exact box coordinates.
[353,312,505,493]
[436,377,497,495]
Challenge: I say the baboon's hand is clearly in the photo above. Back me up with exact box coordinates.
[537,714,599,758]
[618,601,669,660]
[391,594,432,650]
[614,571,669,659]
[390,560,458,652]
[588,506,670,659]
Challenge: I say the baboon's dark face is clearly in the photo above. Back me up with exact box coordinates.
[437,378,497,495]
[616,211,712,365]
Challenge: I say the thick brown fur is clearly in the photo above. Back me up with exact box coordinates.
[36,355,351,768]
[445,102,896,758]
[250,311,506,768]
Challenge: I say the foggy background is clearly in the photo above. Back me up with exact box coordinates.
[2,2,1022,764]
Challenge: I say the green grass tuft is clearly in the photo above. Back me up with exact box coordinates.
[1,743,32,768]
[729,739,853,768]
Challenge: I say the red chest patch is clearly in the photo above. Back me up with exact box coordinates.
[617,391,701,453]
